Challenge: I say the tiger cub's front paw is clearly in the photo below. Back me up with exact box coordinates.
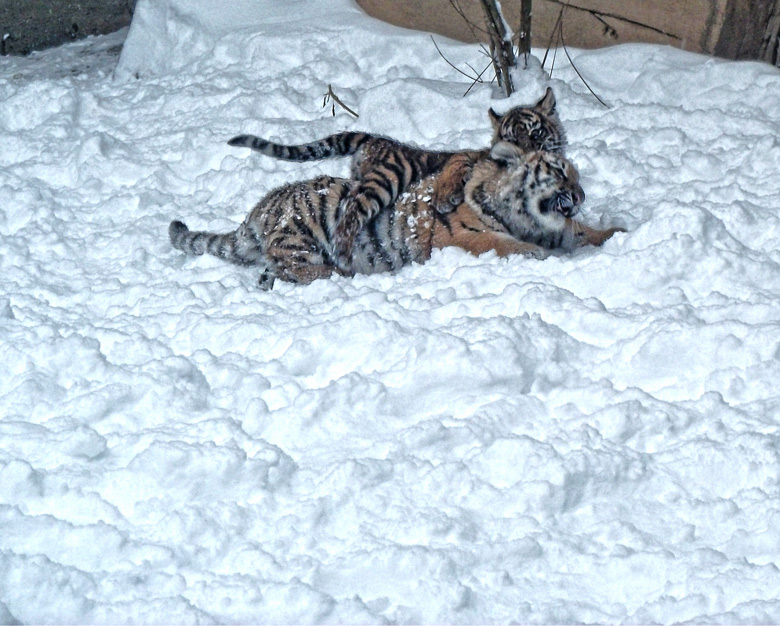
[431,184,464,214]
[432,153,478,214]
[432,191,464,213]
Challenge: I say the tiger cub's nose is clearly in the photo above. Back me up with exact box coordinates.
[572,184,585,208]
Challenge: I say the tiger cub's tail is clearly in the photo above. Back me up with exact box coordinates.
[169,220,263,267]
[227,132,370,162]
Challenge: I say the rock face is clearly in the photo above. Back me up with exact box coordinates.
[356,0,780,63]
[0,0,135,56]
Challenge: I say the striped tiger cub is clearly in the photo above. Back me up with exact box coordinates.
[169,142,622,289]
[226,88,565,263]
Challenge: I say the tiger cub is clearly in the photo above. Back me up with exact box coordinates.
[226,88,565,262]
[169,142,622,289]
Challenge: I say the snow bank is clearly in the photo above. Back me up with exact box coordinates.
[2,0,780,622]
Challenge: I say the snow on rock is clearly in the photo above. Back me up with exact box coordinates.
[2,0,780,622]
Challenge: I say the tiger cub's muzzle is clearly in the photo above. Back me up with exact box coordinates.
[541,183,585,218]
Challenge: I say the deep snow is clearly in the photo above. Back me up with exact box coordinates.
[2,0,780,623]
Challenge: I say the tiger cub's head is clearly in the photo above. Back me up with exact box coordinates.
[488,87,566,154]
[465,141,584,236]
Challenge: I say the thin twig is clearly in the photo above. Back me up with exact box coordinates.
[431,36,484,82]
[544,0,682,41]
[464,61,482,76]
[558,21,609,108]
[549,41,559,78]
[541,6,565,69]
[477,44,493,59]
[463,61,494,97]
[323,84,359,118]
[431,34,493,98]
[447,0,490,40]
[592,14,619,39]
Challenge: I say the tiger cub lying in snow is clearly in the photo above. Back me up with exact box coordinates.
[169,142,623,289]
[226,88,566,263]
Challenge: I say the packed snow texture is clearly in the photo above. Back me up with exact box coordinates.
[2,0,780,622]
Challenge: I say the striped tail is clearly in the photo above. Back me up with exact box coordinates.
[227,132,369,162]
[169,220,261,267]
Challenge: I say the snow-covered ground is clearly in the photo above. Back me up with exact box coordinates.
[3,0,780,622]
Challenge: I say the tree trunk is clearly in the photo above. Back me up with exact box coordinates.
[518,0,533,65]
[759,0,780,66]
[479,0,517,97]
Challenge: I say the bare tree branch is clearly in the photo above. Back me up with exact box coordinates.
[431,35,494,98]
[431,36,485,82]
[543,0,682,41]
[541,5,565,69]
[323,84,359,118]
[447,0,502,76]
[592,14,619,39]
[557,20,609,108]
[463,61,495,97]
[447,0,489,40]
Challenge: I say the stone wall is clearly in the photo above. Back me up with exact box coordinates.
[2,0,778,64]
[0,0,135,56]
[357,0,780,63]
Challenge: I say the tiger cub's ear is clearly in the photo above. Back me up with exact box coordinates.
[489,141,527,165]
[488,108,502,132]
[535,87,556,115]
